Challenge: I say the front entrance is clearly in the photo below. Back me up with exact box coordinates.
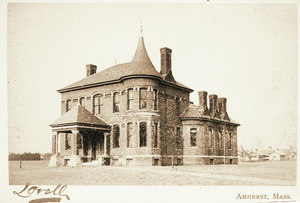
[81,131,109,163]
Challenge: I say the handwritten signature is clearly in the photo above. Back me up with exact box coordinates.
[13,182,70,202]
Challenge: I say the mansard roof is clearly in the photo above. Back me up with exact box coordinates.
[50,104,111,128]
[180,104,240,126]
[58,36,193,93]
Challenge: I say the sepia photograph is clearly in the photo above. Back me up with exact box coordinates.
[1,1,299,203]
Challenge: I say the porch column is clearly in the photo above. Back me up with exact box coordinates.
[49,131,58,167]
[52,131,57,155]
[71,129,79,155]
[69,129,80,166]
[104,133,107,156]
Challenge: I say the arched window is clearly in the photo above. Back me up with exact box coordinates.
[79,97,85,107]
[228,133,232,149]
[139,88,147,109]
[93,94,103,114]
[176,127,180,149]
[66,100,71,112]
[208,129,212,148]
[219,131,222,148]
[190,128,197,147]
[153,123,158,148]
[113,125,120,148]
[113,92,120,113]
[140,122,147,147]
[127,89,133,110]
[153,89,158,110]
[127,122,133,148]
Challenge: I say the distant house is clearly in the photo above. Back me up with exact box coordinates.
[281,149,297,160]
[249,151,259,161]
[269,150,286,161]
[258,149,274,161]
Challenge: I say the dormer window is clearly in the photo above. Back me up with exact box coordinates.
[139,88,147,109]
[113,92,120,113]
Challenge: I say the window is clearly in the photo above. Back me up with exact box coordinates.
[93,94,103,114]
[228,133,232,149]
[127,89,133,110]
[176,127,181,148]
[190,128,197,147]
[140,122,147,147]
[176,97,180,114]
[65,133,71,150]
[66,100,71,112]
[153,123,158,148]
[208,129,212,148]
[219,131,222,148]
[153,89,158,110]
[113,125,120,148]
[127,123,133,148]
[113,92,120,113]
[139,88,147,109]
[79,97,85,107]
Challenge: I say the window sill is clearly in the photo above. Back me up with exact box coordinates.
[139,147,147,149]
[229,149,233,151]
[189,146,198,148]
[138,109,148,111]
[153,148,160,150]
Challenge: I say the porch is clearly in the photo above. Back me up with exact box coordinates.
[49,104,111,166]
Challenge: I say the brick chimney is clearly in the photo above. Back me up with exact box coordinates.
[217,97,227,115]
[209,94,218,113]
[198,91,208,110]
[86,64,97,77]
[160,47,172,75]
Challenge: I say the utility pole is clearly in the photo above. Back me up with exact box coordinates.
[19,154,22,169]
[224,132,226,165]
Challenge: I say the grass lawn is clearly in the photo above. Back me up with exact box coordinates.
[9,160,296,186]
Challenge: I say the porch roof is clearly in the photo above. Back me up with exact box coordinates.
[50,104,111,129]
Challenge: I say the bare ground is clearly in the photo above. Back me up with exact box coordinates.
[9,160,296,186]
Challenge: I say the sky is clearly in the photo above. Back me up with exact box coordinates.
[6,3,298,153]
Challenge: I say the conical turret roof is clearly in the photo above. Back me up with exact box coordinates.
[131,36,152,63]
[57,35,193,93]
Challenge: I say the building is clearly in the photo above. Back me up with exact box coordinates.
[49,31,240,167]
[269,150,286,161]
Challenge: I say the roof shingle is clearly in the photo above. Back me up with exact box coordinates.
[58,36,193,93]
[50,104,110,127]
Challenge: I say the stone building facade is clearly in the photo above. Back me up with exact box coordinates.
[49,33,240,167]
